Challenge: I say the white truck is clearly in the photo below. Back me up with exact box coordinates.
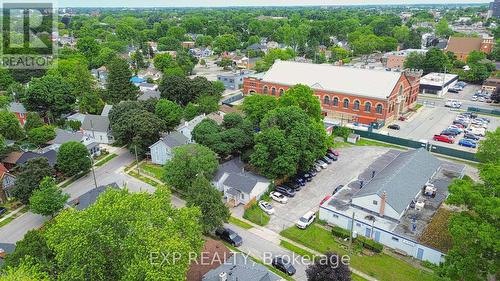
[445,99,462,108]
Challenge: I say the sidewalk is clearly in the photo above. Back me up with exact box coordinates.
[231,216,378,281]
[0,206,25,223]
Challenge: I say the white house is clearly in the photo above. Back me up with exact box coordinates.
[213,158,270,207]
[176,113,224,141]
[149,132,190,165]
[49,129,100,157]
[319,148,465,264]
[81,115,113,144]
[139,82,158,92]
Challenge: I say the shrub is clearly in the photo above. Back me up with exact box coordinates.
[331,226,351,239]
[358,236,383,253]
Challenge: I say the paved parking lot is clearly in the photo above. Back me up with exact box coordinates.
[265,146,391,233]
[382,106,500,152]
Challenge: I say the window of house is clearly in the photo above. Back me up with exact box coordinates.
[271,87,276,95]
[263,86,268,94]
[333,97,339,106]
[373,200,378,205]
[332,214,339,218]
[353,100,360,110]
[324,96,330,105]
[279,89,284,96]
[240,193,244,200]
[365,102,371,112]
[376,104,383,114]
[392,236,399,242]
[356,223,361,227]
[343,98,349,108]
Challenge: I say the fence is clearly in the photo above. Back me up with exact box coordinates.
[222,93,244,105]
[467,107,500,116]
[351,129,479,162]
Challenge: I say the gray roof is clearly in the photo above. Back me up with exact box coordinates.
[202,253,280,281]
[215,158,269,194]
[0,243,16,267]
[71,183,119,210]
[224,173,259,194]
[158,132,189,148]
[17,150,57,167]
[138,90,161,101]
[8,102,26,113]
[82,115,110,132]
[262,60,403,100]
[139,83,156,88]
[353,148,442,214]
[101,104,113,117]
[53,129,84,144]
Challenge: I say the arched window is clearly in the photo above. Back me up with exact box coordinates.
[279,89,284,96]
[365,102,371,112]
[399,84,403,96]
[249,90,256,94]
[353,100,360,110]
[324,96,330,105]
[263,86,268,94]
[376,104,383,114]
[271,87,276,96]
[343,98,349,108]
[333,97,339,106]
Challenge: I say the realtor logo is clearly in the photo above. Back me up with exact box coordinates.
[1,1,57,69]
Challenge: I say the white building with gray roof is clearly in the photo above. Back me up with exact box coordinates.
[202,253,281,281]
[149,132,190,165]
[82,114,114,144]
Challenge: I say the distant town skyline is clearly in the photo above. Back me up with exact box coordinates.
[58,0,490,8]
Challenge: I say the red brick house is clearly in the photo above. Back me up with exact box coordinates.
[243,61,421,126]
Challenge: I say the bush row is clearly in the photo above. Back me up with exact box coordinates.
[331,226,383,253]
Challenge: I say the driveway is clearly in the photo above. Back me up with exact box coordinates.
[266,146,391,233]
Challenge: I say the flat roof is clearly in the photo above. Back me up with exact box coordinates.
[260,60,403,100]
[420,73,458,87]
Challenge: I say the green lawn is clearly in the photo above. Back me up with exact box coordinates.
[355,138,406,150]
[0,217,14,228]
[414,103,423,110]
[228,216,253,229]
[94,153,118,167]
[281,224,441,281]
[243,204,270,226]
[280,240,317,260]
[140,163,164,180]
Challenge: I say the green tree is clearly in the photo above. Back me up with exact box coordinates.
[27,125,56,146]
[48,56,94,98]
[155,99,183,131]
[79,90,105,114]
[186,176,230,234]
[435,19,453,38]
[153,53,178,72]
[24,112,44,132]
[75,37,100,68]
[279,84,323,122]
[11,158,54,204]
[255,48,296,72]
[196,95,219,114]
[476,128,500,164]
[29,177,69,217]
[328,47,351,63]
[241,94,279,126]
[66,120,81,131]
[105,58,139,104]
[213,34,239,53]
[131,49,146,69]
[43,187,204,281]
[0,110,24,140]
[163,144,218,192]
[0,259,50,281]
[56,141,92,177]
[0,68,15,91]
[25,74,75,119]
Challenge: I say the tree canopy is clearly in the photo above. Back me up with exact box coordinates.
[11,158,54,204]
[56,141,92,176]
[105,58,139,104]
[29,177,69,217]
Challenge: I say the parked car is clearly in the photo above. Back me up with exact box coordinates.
[448,87,460,93]
[315,160,327,169]
[445,127,462,135]
[332,185,344,195]
[440,130,459,136]
[321,156,332,164]
[478,97,486,102]
[398,116,407,121]
[447,125,463,133]
[300,172,313,182]
[308,169,317,177]
[451,123,464,129]
[0,207,6,216]
[275,186,296,197]
[326,153,338,161]
[283,182,301,192]
[464,133,480,141]
[475,117,490,123]
[270,191,288,204]
[459,139,477,148]
[388,124,400,130]
[327,148,340,156]
[258,200,275,215]
[312,164,322,172]
[433,134,454,143]
[272,256,296,276]
[471,96,478,101]
[465,127,485,137]
[293,177,306,186]
[215,228,243,247]
[453,120,469,127]
[296,211,316,229]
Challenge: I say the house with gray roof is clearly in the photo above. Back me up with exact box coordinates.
[49,129,100,157]
[202,253,281,281]
[0,243,16,267]
[149,132,190,165]
[82,114,113,144]
[8,102,27,126]
[70,183,119,210]
[213,158,270,207]
[138,90,161,101]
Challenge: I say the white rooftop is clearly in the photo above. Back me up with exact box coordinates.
[261,60,403,100]
[420,72,458,87]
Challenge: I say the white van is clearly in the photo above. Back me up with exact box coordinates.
[296,211,316,229]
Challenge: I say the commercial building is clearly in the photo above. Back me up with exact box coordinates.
[243,61,421,126]
[384,49,427,70]
[319,149,465,264]
[445,37,494,62]
[217,70,254,90]
[482,77,500,93]
[488,0,500,18]
[419,72,459,96]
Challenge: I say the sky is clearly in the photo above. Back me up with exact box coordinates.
[57,0,490,8]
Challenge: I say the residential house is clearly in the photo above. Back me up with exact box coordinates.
[149,132,190,165]
[187,240,233,281]
[138,67,162,81]
[81,114,113,144]
[0,243,15,267]
[101,104,113,117]
[138,90,161,101]
[244,60,422,126]
[383,49,428,70]
[69,183,120,210]
[189,47,213,59]
[445,36,494,61]
[2,150,57,170]
[182,41,196,49]
[319,148,465,264]
[138,83,158,92]
[246,43,267,54]
[217,70,255,90]
[0,164,15,203]
[58,34,76,48]
[176,113,225,141]
[66,112,86,124]
[8,102,27,126]
[49,128,100,157]
[202,253,281,281]
[91,66,108,86]
[213,158,270,207]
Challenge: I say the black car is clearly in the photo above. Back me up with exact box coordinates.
[272,257,296,276]
[284,182,301,192]
[0,207,6,216]
[453,120,468,127]
[299,173,313,182]
[332,185,344,195]
[293,177,306,186]
[321,156,332,164]
[275,185,296,197]
[308,169,317,177]
[215,228,243,247]
[440,130,459,136]
[464,133,480,141]
[326,153,338,161]
[388,124,400,130]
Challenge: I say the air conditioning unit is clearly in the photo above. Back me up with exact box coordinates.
[415,201,425,211]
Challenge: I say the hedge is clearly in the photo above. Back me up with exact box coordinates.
[331,226,351,239]
[358,236,383,253]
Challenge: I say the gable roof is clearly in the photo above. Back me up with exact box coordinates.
[8,102,26,113]
[2,151,23,165]
[223,174,259,194]
[71,183,119,210]
[352,148,442,215]
[214,158,269,194]
[16,150,57,167]
[82,115,110,132]
[138,90,161,101]
[446,37,483,54]
[202,253,280,281]
[52,129,84,144]
[101,104,113,117]
[187,239,232,281]
[151,132,190,149]
[261,60,403,99]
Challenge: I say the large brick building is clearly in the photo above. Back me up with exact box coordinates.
[445,37,494,62]
[243,61,421,126]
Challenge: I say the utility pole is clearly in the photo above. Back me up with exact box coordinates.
[89,155,98,189]
[349,212,355,254]
[134,145,140,176]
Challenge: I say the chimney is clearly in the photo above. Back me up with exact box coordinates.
[379,191,386,217]
[219,272,227,281]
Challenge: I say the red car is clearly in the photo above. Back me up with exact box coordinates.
[433,134,454,144]
[327,148,340,156]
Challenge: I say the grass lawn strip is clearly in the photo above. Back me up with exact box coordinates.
[228,216,253,229]
[94,153,118,167]
[139,163,165,180]
[243,203,270,226]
